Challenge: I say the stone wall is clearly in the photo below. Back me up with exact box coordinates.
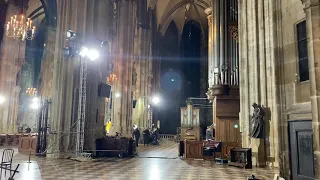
[239,0,320,178]
[0,1,25,133]
[239,0,281,167]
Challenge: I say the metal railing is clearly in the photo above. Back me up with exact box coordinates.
[159,134,178,142]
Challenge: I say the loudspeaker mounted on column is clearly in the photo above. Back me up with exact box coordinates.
[98,83,111,98]
[133,100,137,108]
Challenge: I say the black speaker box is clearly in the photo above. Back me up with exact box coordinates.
[133,100,137,108]
[98,83,111,98]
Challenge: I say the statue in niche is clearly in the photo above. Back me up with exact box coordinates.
[132,61,137,86]
[251,103,265,138]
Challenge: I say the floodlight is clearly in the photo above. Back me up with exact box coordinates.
[30,102,39,109]
[152,96,160,105]
[79,47,89,57]
[66,30,76,40]
[87,49,99,61]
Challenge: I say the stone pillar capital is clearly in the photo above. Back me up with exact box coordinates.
[301,0,320,9]
[204,8,212,15]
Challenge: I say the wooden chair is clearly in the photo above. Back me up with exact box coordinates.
[0,149,14,177]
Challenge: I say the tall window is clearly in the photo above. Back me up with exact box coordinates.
[297,20,309,82]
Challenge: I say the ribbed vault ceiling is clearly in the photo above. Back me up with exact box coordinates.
[151,0,210,35]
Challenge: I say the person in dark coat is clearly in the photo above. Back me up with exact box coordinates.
[143,129,150,146]
[133,127,140,147]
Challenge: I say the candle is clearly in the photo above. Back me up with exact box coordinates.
[27,22,29,27]
[30,20,32,28]
[6,23,9,30]
[10,17,13,24]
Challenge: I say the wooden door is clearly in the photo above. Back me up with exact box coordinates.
[289,120,315,180]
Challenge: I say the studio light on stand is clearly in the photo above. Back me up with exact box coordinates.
[87,49,99,61]
[79,47,89,57]
[66,30,76,40]
[63,29,105,159]
[79,46,100,61]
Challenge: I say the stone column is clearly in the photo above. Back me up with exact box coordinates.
[0,1,25,133]
[214,0,220,84]
[302,0,320,178]
[206,8,213,87]
[239,0,281,167]
[132,3,154,132]
[40,28,56,99]
[112,0,136,137]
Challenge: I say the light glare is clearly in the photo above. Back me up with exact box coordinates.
[79,47,89,57]
[0,96,5,104]
[30,102,39,110]
[152,96,160,105]
[87,49,99,61]
[115,93,121,98]
[32,97,39,102]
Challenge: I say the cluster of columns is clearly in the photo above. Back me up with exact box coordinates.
[0,0,153,153]
[0,1,25,133]
[238,0,280,167]
[111,0,153,136]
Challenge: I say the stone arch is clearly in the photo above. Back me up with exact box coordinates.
[157,0,209,40]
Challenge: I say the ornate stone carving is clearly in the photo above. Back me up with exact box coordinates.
[206,89,214,102]
[207,15,213,27]
[251,103,265,139]
[229,25,239,41]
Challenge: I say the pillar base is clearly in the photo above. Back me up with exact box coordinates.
[314,151,320,179]
[250,138,266,167]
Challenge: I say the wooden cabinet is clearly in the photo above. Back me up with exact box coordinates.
[184,140,241,159]
[184,140,203,159]
[213,95,241,144]
[18,136,38,155]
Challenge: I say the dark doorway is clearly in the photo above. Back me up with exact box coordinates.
[289,120,314,180]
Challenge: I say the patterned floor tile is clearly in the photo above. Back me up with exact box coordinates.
[1,143,278,180]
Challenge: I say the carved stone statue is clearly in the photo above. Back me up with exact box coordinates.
[251,103,265,138]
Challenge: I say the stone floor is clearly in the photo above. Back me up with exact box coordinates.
[0,143,278,180]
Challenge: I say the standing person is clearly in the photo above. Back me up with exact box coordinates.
[133,126,140,147]
[206,126,213,140]
[106,120,112,134]
[143,128,150,146]
[25,126,31,133]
